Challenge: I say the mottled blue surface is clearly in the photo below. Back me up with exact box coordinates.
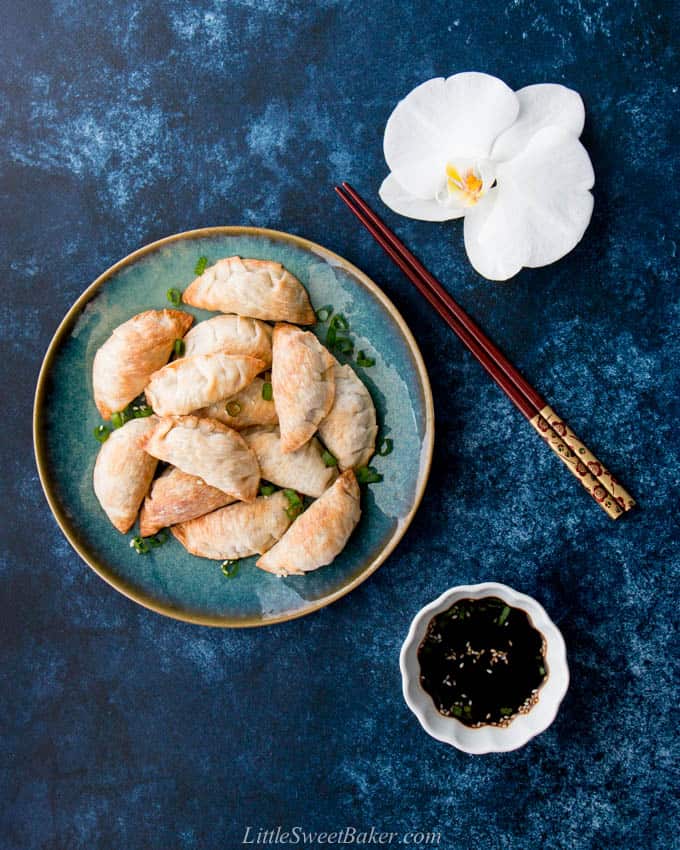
[1,1,678,848]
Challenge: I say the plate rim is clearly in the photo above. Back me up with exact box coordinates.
[33,225,435,627]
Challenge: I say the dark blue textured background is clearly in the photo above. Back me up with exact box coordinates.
[2,1,678,848]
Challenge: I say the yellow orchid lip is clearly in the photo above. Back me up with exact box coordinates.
[446,163,485,205]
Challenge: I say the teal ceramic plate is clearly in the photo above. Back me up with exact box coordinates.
[34,227,434,627]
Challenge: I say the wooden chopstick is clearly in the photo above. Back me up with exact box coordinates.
[335,182,635,519]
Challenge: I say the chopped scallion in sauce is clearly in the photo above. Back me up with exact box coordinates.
[194,256,208,276]
[322,450,338,467]
[356,351,375,368]
[166,288,182,307]
[221,560,240,578]
[417,597,547,727]
[377,438,393,456]
[262,381,273,401]
[174,338,185,356]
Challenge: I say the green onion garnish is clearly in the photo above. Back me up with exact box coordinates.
[500,707,514,716]
[174,338,185,356]
[322,450,337,467]
[225,401,242,416]
[356,351,375,368]
[110,411,125,429]
[539,666,546,677]
[221,560,240,578]
[316,305,333,323]
[330,314,349,331]
[283,489,302,507]
[335,337,354,355]
[93,425,110,443]
[286,505,303,520]
[356,466,383,484]
[262,382,273,401]
[194,256,208,276]
[498,606,510,626]
[259,483,276,496]
[166,287,182,307]
[130,536,150,554]
[130,532,167,554]
[132,404,153,418]
[452,705,463,718]
[377,438,393,456]
[326,325,337,348]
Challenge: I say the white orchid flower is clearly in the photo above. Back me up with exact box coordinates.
[379,72,595,281]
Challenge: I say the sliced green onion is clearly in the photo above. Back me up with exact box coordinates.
[148,532,167,548]
[93,425,110,443]
[330,313,349,331]
[356,466,383,484]
[335,337,354,355]
[315,305,333,323]
[110,411,125,429]
[130,536,151,555]
[166,287,182,306]
[225,401,242,416]
[452,705,463,718]
[174,338,185,356]
[322,450,337,467]
[498,606,510,626]
[132,404,153,418]
[286,505,303,520]
[262,381,273,401]
[377,438,393,456]
[356,351,375,368]
[221,559,240,578]
[194,256,208,276]
[259,483,276,497]
[500,707,514,716]
[283,489,302,507]
[325,325,337,348]
[538,666,546,677]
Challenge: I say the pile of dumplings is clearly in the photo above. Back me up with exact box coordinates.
[92,256,378,577]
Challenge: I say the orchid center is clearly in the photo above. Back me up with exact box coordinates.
[445,163,487,206]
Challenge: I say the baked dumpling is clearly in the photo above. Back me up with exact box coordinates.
[145,353,265,416]
[197,377,278,430]
[243,426,337,498]
[182,315,273,366]
[182,257,315,324]
[272,323,335,453]
[171,491,293,560]
[317,361,378,470]
[93,417,159,533]
[138,466,236,537]
[93,309,193,419]
[256,470,361,576]
[141,416,260,501]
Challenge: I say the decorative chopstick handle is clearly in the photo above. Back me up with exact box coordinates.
[538,405,636,512]
[529,409,634,520]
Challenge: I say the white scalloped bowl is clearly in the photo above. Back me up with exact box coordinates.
[400,583,569,754]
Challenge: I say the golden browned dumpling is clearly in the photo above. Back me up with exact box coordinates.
[272,323,335,453]
[138,466,236,537]
[182,315,273,365]
[93,417,159,533]
[182,257,315,324]
[256,470,361,576]
[197,377,278,430]
[242,426,337,498]
[171,491,293,560]
[317,361,377,470]
[141,416,260,502]
[93,309,193,419]
[145,353,265,416]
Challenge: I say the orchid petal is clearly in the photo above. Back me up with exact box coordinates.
[383,72,519,199]
[464,126,594,281]
[379,173,466,221]
[491,84,586,162]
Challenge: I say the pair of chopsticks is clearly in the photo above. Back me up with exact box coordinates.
[335,182,635,520]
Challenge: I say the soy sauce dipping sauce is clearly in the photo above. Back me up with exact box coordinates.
[417,597,547,727]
